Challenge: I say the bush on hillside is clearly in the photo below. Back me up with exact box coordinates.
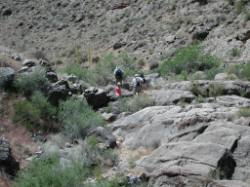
[14,66,48,96]
[14,155,88,187]
[58,98,104,139]
[13,91,57,131]
[14,152,144,187]
[158,44,221,77]
[226,63,250,81]
[238,108,250,117]
[63,52,144,86]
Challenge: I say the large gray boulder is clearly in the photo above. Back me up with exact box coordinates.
[0,67,15,89]
[0,139,19,177]
[109,98,250,186]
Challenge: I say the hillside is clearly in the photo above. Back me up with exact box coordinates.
[0,0,250,64]
[1,0,250,187]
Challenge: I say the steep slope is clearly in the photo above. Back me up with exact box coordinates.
[0,0,249,63]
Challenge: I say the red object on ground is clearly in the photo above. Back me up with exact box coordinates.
[115,86,121,97]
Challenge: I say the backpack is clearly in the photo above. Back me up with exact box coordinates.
[115,68,123,78]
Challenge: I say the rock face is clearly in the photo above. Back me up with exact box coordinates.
[162,80,250,98]
[0,67,15,89]
[110,94,250,186]
[146,89,195,105]
[0,139,19,177]
[84,87,110,110]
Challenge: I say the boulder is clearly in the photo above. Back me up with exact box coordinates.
[22,59,36,67]
[46,71,58,83]
[0,139,19,177]
[146,89,195,105]
[48,80,71,106]
[17,66,30,73]
[214,73,237,81]
[0,67,15,89]
[87,127,117,148]
[84,87,110,110]
[101,112,117,122]
[192,71,207,80]
[109,101,250,186]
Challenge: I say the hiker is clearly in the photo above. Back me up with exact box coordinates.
[132,74,146,95]
[114,66,124,85]
[115,82,122,97]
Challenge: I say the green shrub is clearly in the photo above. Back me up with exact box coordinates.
[235,0,249,13]
[13,99,40,130]
[205,66,224,80]
[190,82,224,98]
[15,153,145,187]
[13,91,56,131]
[238,108,250,117]
[14,155,88,187]
[241,63,250,81]
[14,66,48,96]
[159,44,221,77]
[58,98,104,139]
[231,48,241,57]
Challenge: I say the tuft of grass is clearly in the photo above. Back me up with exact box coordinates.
[116,95,155,113]
[13,91,57,131]
[231,48,241,57]
[238,108,250,117]
[58,98,104,139]
[190,82,224,99]
[14,154,88,187]
[158,44,221,77]
[14,66,48,96]
[235,0,249,14]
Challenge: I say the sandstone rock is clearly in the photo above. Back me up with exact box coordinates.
[110,101,250,186]
[0,67,15,89]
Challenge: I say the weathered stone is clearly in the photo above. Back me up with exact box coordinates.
[46,71,58,83]
[146,89,195,105]
[214,73,237,81]
[22,59,36,67]
[0,67,15,89]
[84,87,110,110]
[48,80,71,106]
[88,127,116,148]
[0,139,19,176]
[102,112,117,122]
